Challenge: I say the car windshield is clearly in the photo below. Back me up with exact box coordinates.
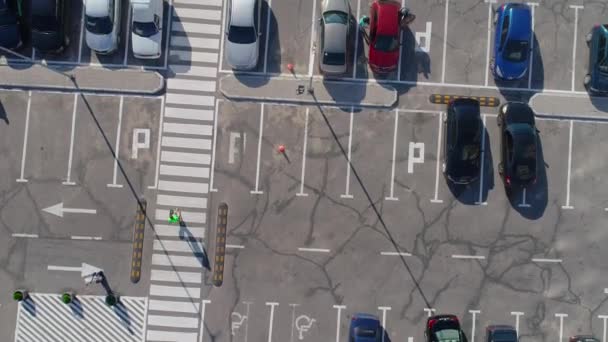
[31,14,57,32]
[459,144,480,161]
[513,138,536,180]
[491,330,518,342]
[86,15,113,35]
[322,52,345,66]
[355,327,377,338]
[374,34,399,52]
[133,21,158,37]
[228,25,256,44]
[503,40,529,62]
[598,34,608,74]
[323,10,348,25]
[435,329,461,342]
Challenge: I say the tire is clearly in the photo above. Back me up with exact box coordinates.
[498,163,504,175]
[586,32,593,46]
[496,113,502,126]
[493,11,498,25]
[584,74,591,87]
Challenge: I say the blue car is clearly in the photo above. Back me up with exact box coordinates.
[492,3,532,80]
[349,313,381,342]
[584,25,608,95]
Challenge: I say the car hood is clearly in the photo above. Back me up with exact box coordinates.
[496,54,528,79]
[86,31,116,52]
[31,30,62,52]
[226,40,258,69]
[320,61,347,75]
[131,31,161,56]
[0,23,21,49]
[369,47,398,68]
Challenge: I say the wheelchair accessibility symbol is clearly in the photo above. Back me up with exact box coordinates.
[295,315,316,340]
[231,312,247,336]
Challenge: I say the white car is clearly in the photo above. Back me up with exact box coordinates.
[226,0,261,70]
[85,0,121,54]
[131,0,163,59]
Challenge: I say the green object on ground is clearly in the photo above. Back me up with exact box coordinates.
[105,294,118,306]
[61,293,72,304]
[13,291,24,301]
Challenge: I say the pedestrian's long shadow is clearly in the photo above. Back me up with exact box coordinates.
[22,297,37,317]
[0,101,9,124]
[69,297,84,319]
[113,301,134,335]
[180,222,210,270]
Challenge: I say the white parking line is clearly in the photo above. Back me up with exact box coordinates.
[266,302,279,342]
[569,5,584,91]
[63,93,78,186]
[441,0,449,84]
[452,254,485,260]
[12,233,38,238]
[297,108,310,197]
[16,91,32,183]
[333,305,346,342]
[431,112,444,203]
[107,96,124,188]
[352,0,361,79]
[378,306,391,342]
[263,0,273,74]
[532,258,562,263]
[518,188,531,208]
[380,251,411,256]
[218,0,228,72]
[599,315,608,342]
[341,109,354,199]
[226,244,245,249]
[199,300,212,342]
[475,114,487,205]
[562,120,574,209]
[308,0,317,77]
[251,103,264,194]
[511,312,524,335]
[386,109,399,201]
[527,3,538,89]
[469,310,481,342]
[71,236,102,240]
[298,247,330,253]
[483,0,494,87]
[555,313,568,342]
[210,99,220,192]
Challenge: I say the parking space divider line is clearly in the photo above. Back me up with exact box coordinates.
[333,305,346,342]
[431,112,444,203]
[199,299,211,342]
[484,2,492,87]
[17,91,32,183]
[210,99,220,192]
[352,0,361,79]
[569,5,583,92]
[475,114,488,205]
[262,0,272,74]
[518,188,531,208]
[441,0,449,84]
[251,103,264,194]
[378,306,391,342]
[62,93,78,186]
[510,312,524,335]
[340,109,354,199]
[265,302,279,342]
[108,96,124,188]
[451,254,485,260]
[531,258,562,263]
[297,108,310,197]
[562,120,574,209]
[308,0,317,77]
[386,109,399,201]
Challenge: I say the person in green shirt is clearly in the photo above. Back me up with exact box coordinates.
[169,209,182,224]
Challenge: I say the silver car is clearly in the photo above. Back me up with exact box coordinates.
[85,0,121,54]
[225,0,261,70]
[319,0,352,75]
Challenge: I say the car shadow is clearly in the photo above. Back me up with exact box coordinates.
[380,325,392,342]
[0,101,8,124]
[322,78,367,105]
[447,127,495,205]
[507,134,548,219]
[495,33,544,104]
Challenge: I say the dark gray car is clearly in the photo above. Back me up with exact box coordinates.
[486,325,518,342]
[319,0,351,75]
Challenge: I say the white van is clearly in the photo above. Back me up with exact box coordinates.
[226,0,261,70]
[131,0,163,59]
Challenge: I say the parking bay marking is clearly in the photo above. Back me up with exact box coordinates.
[63,93,79,186]
[341,109,354,199]
[16,91,32,183]
[297,108,310,197]
[527,3,539,90]
[333,305,346,342]
[569,5,584,92]
[431,112,444,203]
[108,96,124,188]
[562,120,574,209]
[251,103,264,194]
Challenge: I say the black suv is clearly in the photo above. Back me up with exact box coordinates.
[443,98,482,185]
[486,325,518,342]
[497,102,538,195]
[425,314,465,342]
[584,24,608,95]
[29,0,70,53]
[0,0,23,49]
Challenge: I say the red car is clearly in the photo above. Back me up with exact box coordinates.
[369,0,400,74]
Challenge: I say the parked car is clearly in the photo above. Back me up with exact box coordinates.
[349,313,381,342]
[318,0,351,75]
[584,24,608,95]
[486,325,518,342]
[569,336,600,342]
[85,0,121,54]
[425,314,465,342]
[497,102,538,195]
[29,0,70,53]
[443,98,482,185]
[368,0,400,74]
[492,3,532,80]
[225,0,260,70]
[131,0,163,59]
[0,0,23,50]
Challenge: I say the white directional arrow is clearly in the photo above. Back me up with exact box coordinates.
[48,263,104,281]
[42,202,97,217]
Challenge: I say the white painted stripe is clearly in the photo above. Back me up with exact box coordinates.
[298,247,330,253]
[148,299,200,314]
[162,136,212,150]
[12,233,38,238]
[161,151,211,165]
[171,36,220,50]
[153,239,204,253]
[147,330,197,342]
[154,224,206,239]
[156,209,207,223]
[531,258,562,263]
[158,180,209,194]
[152,254,202,268]
[166,93,216,107]
[174,0,221,5]
[71,235,102,240]
[170,50,219,63]
[380,251,411,256]
[164,122,213,136]
[164,106,214,121]
[169,64,217,78]
[147,315,200,328]
[172,21,221,35]
[167,78,216,92]
[452,254,485,260]
[160,164,209,178]
[174,7,221,21]
[150,270,202,284]
[226,244,245,249]
[156,194,207,208]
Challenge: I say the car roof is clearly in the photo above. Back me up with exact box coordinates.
[503,102,535,125]
[451,98,480,119]
[505,4,531,40]
[373,0,399,35]
[32,0,58,15]
[323,22,347,53]
[86,0,110,17]
[230,0,255,27]
[323,0,349,14]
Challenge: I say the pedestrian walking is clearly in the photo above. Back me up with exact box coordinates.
[169,208,182,224]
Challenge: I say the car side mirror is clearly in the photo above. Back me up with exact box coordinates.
[536,129,540,133]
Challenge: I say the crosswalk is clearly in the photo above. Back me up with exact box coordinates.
[14,293,146,342]
[145,0,222,341]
